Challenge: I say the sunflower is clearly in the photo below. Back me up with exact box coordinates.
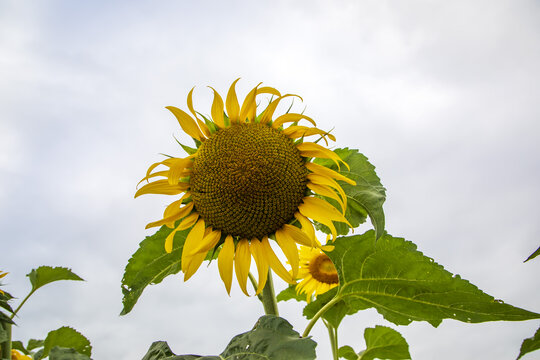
[295,246,339,302]
[135,79,355,295]
[11,350,32,360]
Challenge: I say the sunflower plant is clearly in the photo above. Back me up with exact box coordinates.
[0,267,92,360]
[123,80,540,360]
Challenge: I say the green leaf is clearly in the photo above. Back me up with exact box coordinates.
[40,327,92,359]
[121,225,189,315]
[219,315,316,360]
[48,346,92,360]
[524,246,540,262]
[314,148,386,239]
[276,285,306,302]
[0,291,14,314]
[0,311,15,325]
[338,345,357,360]
[141,341,218,359]
[517,326,540,359]
[27,339,44,351]
[303,287,353,328]
[326,231,540,326]
[12,340,30,355]
[27,267,84,293]
[360,326,411,360]
[140,316,316,360]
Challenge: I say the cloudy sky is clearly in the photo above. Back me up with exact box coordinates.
[1,0,539,359]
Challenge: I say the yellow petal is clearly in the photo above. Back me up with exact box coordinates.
[274,228,299,278]
[294,212,317,245]
[282,224,319,248]
[260,236,295,284]
[298,197,352,239]
[164,224,181,253]
[181,219,206,273]
[137,170,169,186]
[187,87,211,138]
[226,78,241,124]
[239,82,261,123]
[281,125,336,145]
[167,157,195,185]
[272,113,316,129]
[189,229,221,255]
[250,239,269,294]
[177,212,199,230]
[260,94,302,124]
[165,106,205,141]
[145,202,194,229]
[183,251,207,282]
[307,182,345,214]
[306,162,356,185]
[135,180,189,198]
[308,173,347,211]
[297,142,349,170]
[208,86,225,128]
[218,235,235,294]
[257,86,281,97]
[234,239,251,296]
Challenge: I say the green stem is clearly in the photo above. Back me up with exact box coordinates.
[10,290,35,319]
[260,270,279,316]
[323,319,339,360]
[0,322,11,360]
[248,272,263,302]
[302,294,341,337]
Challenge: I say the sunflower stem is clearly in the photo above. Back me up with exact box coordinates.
[260,270,279,316]
[323,319,339,360]
[0,322,11,359]
[302,294,341,338]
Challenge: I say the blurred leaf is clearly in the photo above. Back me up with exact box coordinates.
[27,267,83,293]
[338,345,357,360]
[40,327,91,359]
[324,231,540,326]
[0,290,14,314]
[517,326,540,359]
[359,326,411,360]
[276,285,305,302]
[49,346,92,360]
[314,148,386,239]
[141,316,316,360]
[12,341,30,355]
[524,246,540,262]
[27,339,44,351]
[121,225,190,315]
[219,315,316,360]
[0,324,8,343]
[0,311,15,325]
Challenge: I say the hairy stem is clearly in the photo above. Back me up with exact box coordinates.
[302,294,341,337]
[0,322,11,359]
[260,270,279,316]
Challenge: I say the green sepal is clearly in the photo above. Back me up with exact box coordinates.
[0,311,15,325]
[517,326,540,359]
[40,326,91,359]
[27,266,84,293]
[121,225,189,315]
[197,112,218,134]
[524,245,540,262]
[0,290,14,314]
[326,230,540,327]
[314,148,386,239]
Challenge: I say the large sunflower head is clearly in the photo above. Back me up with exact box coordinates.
[136,80,355,295]
[295,246,339,302]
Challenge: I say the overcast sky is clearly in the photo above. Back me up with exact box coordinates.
[1,0,539,359]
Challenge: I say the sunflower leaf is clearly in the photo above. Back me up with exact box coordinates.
[121,225,189,315]
[27,266,84,293]
[303,287,353,328]
[326,231,540,326]
[524,245,540,262]
[517,326,540,359]
[11,340,30,355]
[314,148,386,239]
[40,326,92,359]
[276,285,306,302]
[140,316,316,360]
[48,346,92,360]
[358,326,411,360]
